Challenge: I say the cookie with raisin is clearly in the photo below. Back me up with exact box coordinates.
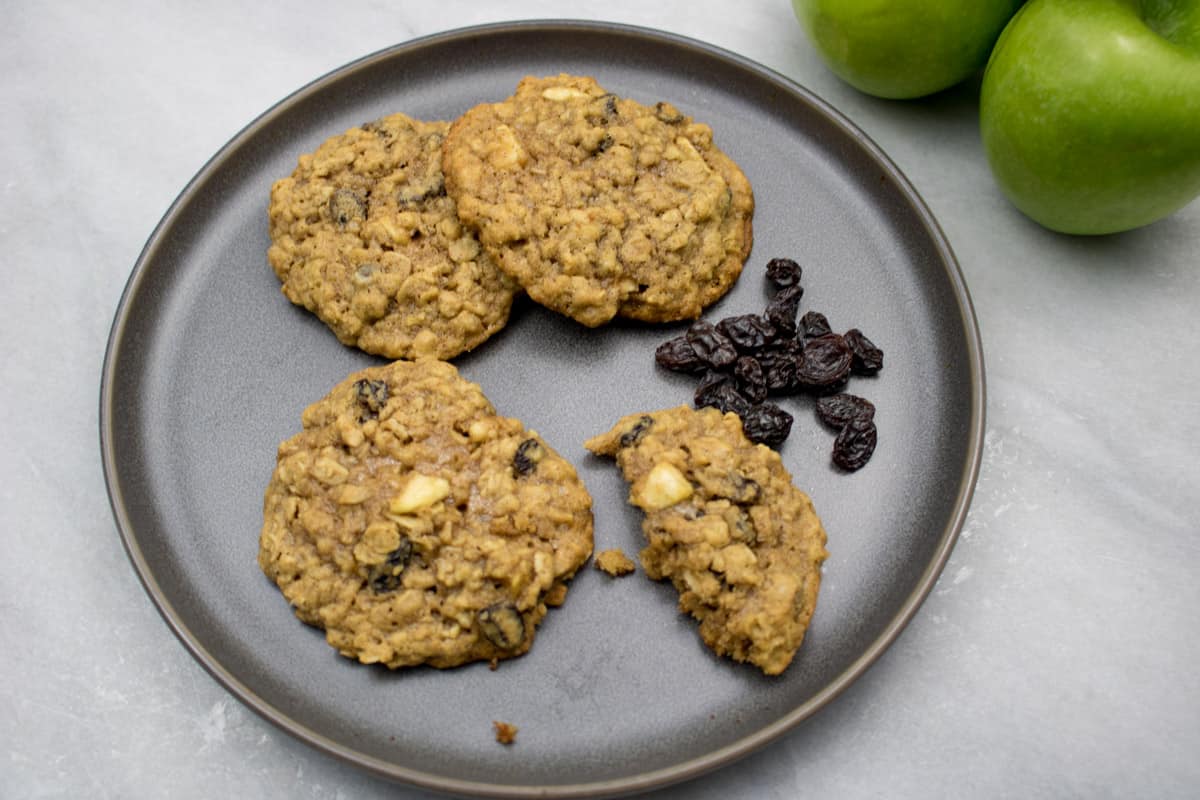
[259,359,594,669]
[442,74,754,327]
[585,405,827,675]
[268,112,518,360]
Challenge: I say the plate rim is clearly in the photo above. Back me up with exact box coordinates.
[99,18,986,799]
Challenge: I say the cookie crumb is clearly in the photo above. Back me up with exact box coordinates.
[542,582,568,607]
[493,721,518,745]
[595,549,636,577]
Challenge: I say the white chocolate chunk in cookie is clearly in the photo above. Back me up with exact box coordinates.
[390,474,451,514]
[634,462,694,510]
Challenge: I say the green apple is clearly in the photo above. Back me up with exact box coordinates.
[981,0,1200,234]
[791,0,1025,99]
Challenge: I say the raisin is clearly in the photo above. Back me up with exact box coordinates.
[654,335,707,374]
[729,511,758,545]
[619,415,654,448]
[360,118,393,140]
[694,368,729,394]
[815,393,876,427]
[512,438,545,477]
[694,371,751,416]
[368,536,414,593]
[799,311,832,339]
[328,188,366,226]
[369,572,401,593]
[765,257,802,288]
[397,179,446,206]
[757,345,801,393]
[586,94,619,126]
[655,101,685,124]
[844,328,884,373]
[765,284,804,337]
[602,93,619,118]
[594,133,614,154]
[686,320,737,369]
[717,314,776,353]
[730,474,762,505]
[733,356,767,404]
[478,603,525,650]
[796,333,852,390]
[353,379,389,421]
[832,417,877,471]
[741,403,793,448]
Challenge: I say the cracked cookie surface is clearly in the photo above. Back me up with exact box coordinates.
[442,74,754,327]
[259,360,594,669]
[586,405,826,675]
[268,112,518,360]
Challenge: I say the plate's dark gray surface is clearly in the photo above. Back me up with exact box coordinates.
[101,20,984,799]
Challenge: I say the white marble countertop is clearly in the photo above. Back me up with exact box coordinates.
[4,1,1198,797]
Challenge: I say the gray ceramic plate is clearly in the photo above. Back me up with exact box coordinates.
[101,20,984,799]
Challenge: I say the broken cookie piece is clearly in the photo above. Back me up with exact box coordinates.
[585,405,827,675]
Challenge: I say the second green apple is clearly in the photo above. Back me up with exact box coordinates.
[980,0,1200,234]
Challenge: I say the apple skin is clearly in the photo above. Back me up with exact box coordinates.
[791,0,1025,99]
[981,0,1200,234]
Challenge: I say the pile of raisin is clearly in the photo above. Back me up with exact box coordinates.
[654,257,882,470]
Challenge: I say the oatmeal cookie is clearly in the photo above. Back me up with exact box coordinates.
[586,406,827,675]
[442,74,754,327]
[259,360,594,669]
[268,112,518,360]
